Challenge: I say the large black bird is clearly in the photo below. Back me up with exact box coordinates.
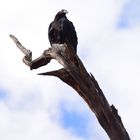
[48,9,78,53]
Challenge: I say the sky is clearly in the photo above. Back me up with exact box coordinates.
[0,0,140,139]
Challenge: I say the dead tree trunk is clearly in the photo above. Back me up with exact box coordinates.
[10,34,131,140]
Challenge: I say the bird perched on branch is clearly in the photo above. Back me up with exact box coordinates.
[48,9,78,53]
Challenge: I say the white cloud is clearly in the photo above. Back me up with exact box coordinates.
[0,102,85,140]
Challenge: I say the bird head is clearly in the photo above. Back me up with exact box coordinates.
[60,9,68,14]
[54,9,68,20]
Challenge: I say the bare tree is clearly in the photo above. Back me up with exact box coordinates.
[10,34,131,140]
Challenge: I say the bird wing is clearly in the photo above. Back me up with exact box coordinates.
[62,19,78,49]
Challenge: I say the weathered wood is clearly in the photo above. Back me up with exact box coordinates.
[10,34,131,140]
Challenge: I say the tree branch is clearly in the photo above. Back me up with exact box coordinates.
[10,34,131,140]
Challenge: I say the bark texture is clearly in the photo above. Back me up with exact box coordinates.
[10,34,131,140]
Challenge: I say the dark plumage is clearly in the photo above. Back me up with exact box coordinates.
[48,9,78,53]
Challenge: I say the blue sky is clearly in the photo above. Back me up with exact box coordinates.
[118,0,140,28]
[60,102,90,138]
[0,89,8,101]
[0,0,140,140]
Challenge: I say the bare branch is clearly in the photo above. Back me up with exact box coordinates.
[10,35,130,140]
[10,34,31,55]
[10,34,32,66]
